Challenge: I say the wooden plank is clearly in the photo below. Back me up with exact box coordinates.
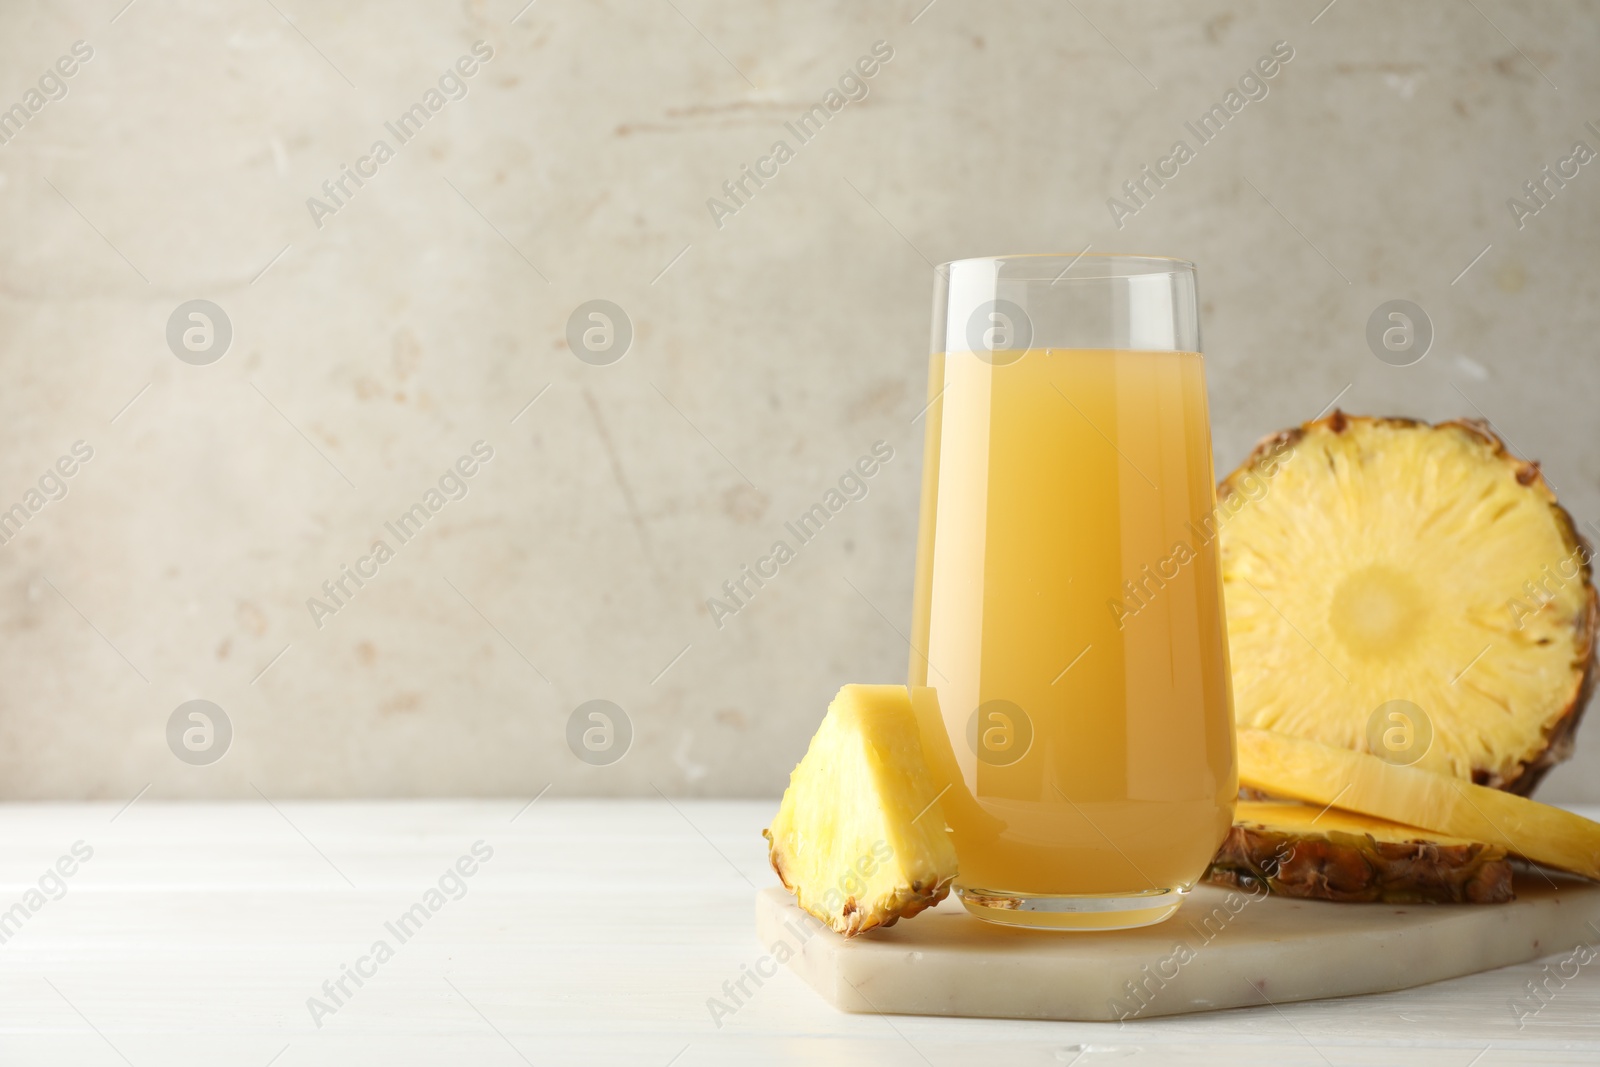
[0,800,1595,1064]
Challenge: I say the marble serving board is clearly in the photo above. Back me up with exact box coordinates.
[754,874,1600,1022]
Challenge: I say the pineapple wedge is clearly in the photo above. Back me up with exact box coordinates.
[1238,727,1600,880]
[1219,413,1597,793]
[1207,800,1512,903]
[764,684,958,937]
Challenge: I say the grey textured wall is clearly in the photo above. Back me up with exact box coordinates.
[0,1,1596,800]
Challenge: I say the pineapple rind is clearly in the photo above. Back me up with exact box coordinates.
[764,685,958,937]
[1219,412,1597,795]
[1205,800,1513,903]
[1237,727,1600,880]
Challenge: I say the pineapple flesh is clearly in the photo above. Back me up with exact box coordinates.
[1206,800,1512,903]
[1238,727,1600,880]
[1220,412,1597,793]
[764,685,959,937]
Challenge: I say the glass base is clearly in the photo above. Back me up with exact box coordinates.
[956,883,1190,930]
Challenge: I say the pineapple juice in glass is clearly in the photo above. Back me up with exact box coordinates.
[908,254,1236,930]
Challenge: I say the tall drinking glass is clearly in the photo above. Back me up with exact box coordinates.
[908,254,1236,930]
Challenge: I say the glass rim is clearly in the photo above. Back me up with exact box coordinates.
[938,253,1196,278]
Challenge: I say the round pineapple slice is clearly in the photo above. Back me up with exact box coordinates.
[1219,412,1597,794]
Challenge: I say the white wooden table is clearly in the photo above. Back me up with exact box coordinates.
[1,800,1595,1065]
